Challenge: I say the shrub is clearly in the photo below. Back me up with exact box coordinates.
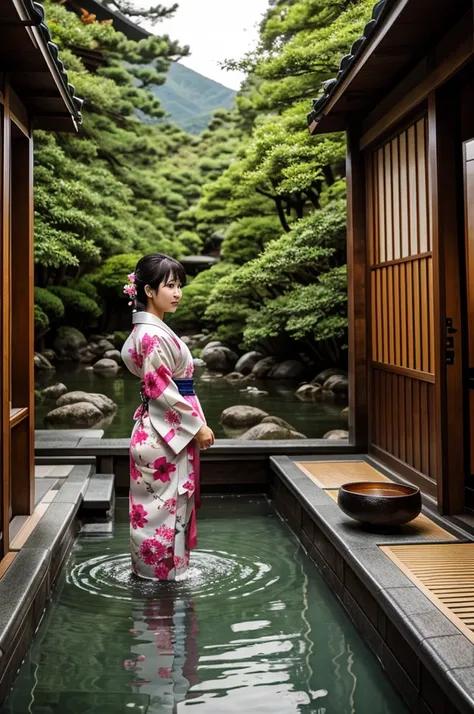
[34,287,65,322]
[48,286,101,326]
[90,254,139,301]
[34,304,49,330]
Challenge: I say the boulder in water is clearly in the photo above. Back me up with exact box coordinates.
[251,357,277,379]
[56,390,117,415]
[45,402,103,429]
[312,367,347,386]
[234,351,264,375]
[42,383,68,400]
[240,422,306,440]
[224,372,245,382]
[34,352,55,371]
[53,327,87,361]
[202,346,238,373]
[322,373,348,396]
[220,405,268,429]
[104,349,122,364]
[323,429,349,440]
[269,360,306,380]
[296,384,321,402]
[93,358,120,373]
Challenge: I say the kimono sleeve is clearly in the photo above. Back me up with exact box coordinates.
[141,330,204,454]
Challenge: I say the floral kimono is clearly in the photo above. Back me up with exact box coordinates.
[121,312,205,581]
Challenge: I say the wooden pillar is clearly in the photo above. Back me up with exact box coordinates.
[428,88,465,514]
[346,125,368,450]
[1,78,11,556]
[10,128,34,516]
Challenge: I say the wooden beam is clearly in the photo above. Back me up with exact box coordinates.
[428,88,465,515]
[346,125,368,450]
[361,9,473,150]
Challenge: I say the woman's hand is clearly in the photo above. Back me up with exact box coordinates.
[195,424,215,450]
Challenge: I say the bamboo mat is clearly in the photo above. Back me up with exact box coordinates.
[382,543,474,643]
[295,460,390,489]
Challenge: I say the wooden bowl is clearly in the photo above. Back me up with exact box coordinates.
[337,482,422,526]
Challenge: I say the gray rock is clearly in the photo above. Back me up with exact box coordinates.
[41,383,68,400]
[56,391,117,415]
[42,349,57,363]
[201,340,223,356]
[77,347,94,364]
[240,422,307,440]
[34,352,55,371]
[296,383,321,402]
[97,339,115,354]
[53,327,87,360]
[196,334,214,347]
[270,360,306,380]
[220,405,269,429]
[323,429,349,440]
[234,351,264,375]
[93,358,120,373]
[312,367,347,386]
[224,372,245,382]
[104,349,122,364]
[251,357,277,379]
[322,373,349,395]
[261,415,296,431]
[202,346,238,373]
[193,358,206,367]
[45,402,103,429]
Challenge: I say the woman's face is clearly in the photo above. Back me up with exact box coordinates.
[146,273,182,316]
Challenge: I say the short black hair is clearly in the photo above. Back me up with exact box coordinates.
[134,253,186,311]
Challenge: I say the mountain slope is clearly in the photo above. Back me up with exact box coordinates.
[150,62,236,134]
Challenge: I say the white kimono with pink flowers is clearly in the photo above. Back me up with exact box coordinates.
[121,312,205,581]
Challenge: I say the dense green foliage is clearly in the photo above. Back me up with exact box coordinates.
[172,0,374,365]
[34,0,374,369]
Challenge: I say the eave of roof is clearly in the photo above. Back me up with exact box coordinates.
[64,0,151,43]
[0,1,84,131]
[307,0,472,135]
[25,1,84,127]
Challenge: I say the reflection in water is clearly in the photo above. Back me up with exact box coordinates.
[1,498,406,714]
[125,595,200,712]
[34,365,346,439]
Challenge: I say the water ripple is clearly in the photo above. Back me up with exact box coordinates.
[67,548,277,603]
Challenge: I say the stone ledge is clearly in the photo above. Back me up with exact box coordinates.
[0,549,50,656]
[35,436,357,459]
[81,473,115,510]
[269,454,474,714]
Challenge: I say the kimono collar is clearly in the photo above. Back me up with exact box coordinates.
[132,311,175,338]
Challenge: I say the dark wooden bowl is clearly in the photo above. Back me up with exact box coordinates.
[337,482,422,526]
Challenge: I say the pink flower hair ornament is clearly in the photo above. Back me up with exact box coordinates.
[123,272,137,306]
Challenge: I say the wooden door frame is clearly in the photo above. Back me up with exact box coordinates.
[428,88,465,515]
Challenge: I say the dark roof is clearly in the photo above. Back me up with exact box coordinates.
[307,0,472,134]
[0,1,83,131]
[307,0,389,127]
[65,0,151,42]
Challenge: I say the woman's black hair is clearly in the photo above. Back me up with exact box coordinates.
[134,253,186,312]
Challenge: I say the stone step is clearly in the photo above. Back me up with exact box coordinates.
[81,473,115,511]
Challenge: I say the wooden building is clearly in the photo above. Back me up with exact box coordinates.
[0,1,82,562]
[308,0,474,517]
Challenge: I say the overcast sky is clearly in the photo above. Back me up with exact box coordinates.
[142,0,270,90]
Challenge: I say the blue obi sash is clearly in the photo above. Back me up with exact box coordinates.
[173,378,195,396]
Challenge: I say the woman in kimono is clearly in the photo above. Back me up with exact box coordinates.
[121,253,214,581]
